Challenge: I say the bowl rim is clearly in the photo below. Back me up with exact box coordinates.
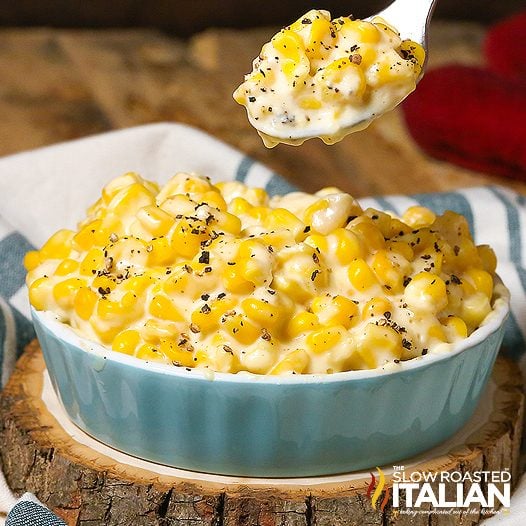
[32,278,510,385]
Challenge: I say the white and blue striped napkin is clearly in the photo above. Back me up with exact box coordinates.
[0,123,524,524]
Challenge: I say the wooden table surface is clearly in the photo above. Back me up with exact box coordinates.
[1,23,525,197]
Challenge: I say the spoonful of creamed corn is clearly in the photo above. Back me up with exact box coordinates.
[233,0,438,147]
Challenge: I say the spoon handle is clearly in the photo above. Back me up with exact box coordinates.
[371,0,438,46]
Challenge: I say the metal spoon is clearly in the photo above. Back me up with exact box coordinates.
[256,0,439,147]
[367,0,438,77]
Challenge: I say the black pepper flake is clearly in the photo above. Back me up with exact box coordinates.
[312,253,319,264]
[109,232,118,243]
[403,276,412,287]
[268,289,276,295]
[97,286,111,295]
[384,311,391,320]
[201,293,210,301]
[261,328,272,341]
[453,245,460,256]
[200,304,211,314]
[303,226,311,233]
[199,251,210,264]
[311,269,320,281]
[301,17,312,24]
[422,348,428,355]
[402,338,412,350]
[371,214,379,220]
[450,274,462,285]
[227,261,236,266]
[204,266,212,273]
[346,215,357,224]
[184,264,193,273]
[189,323,200,334]
[248,96,256,102]
[217,292,226,300]
[223,345,234,355]
[421,254,431,260]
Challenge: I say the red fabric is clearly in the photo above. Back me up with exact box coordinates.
[402,11,526,181]
[484,11,526,82]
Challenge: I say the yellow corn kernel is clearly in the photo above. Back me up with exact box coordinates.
[54,258,79,276]
[142,318,179,342]
[193,349,211,367]
[136,205,174,237]
[159,338,195,367]
[272,276,313,304]
[348,258,379,291]
[333,228,364,264]
[386,240,414,262]
[272,29,305,63]
[330,296,359,328]
[304,233,328,254]
[109,183,155,217]
[191,297,237,334]
[214,211,242,235]
[124,274,154,295]
[264,208,305,239]
[350,221,385,251]
[247,206,270,222]
[442,316,468,341]
[323,59,366,98]
[357,323,402,369]
[464,268,493,300]
[24,251,41,271]
[223,314,260,345]
[286,311,320,339]
[112,329,141,355]
[269,349,310,375]
[242,298,283,328]
[399,40,425,73]
[428,324,447,342]
[371,250,403,292]
[223,264,255,295]
[306,326,343,354]
[299,97,322,110]
[53,278,85,310]
[305,16,334,58]
[40,229,75,259]
[96,298,126,319]
[404,273,448,313]
[28,277,52,310]
[149,294,184,322]
[361,297,393,320]
[101,172,149,204]
[355,20,381,43]
[74,287,98,320]
[402,206,436,228]
[136,343,163,361]
[147,237,175,267]
[200,190,227,212]
[358,46,378,69]
[80,248,105,276]
[460,293,491,331]
[73,220,103,251]
[388,218,412,238]
[171,219,207,259]
[92,275,117,294]
[477,245,497,274]
[229,197,253,216]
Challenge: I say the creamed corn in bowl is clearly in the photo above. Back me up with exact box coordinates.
[26,172,499,376]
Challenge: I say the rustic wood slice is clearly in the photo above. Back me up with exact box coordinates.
[0,341,523,526]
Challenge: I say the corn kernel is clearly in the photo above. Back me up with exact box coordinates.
[477,245,497,274]
[136,205,174,237]
[92,275,117,294]
[272,29,305,63]
[269,349,310,375]
[112,329,141,355]
[159,338,195,367]
[371,250,403,292]
[40,229,75,259]
[286,311,320,339]
[171,219,207,259]
[402,206,436,228]
[464,268,493,300]
[54,258,79,276]
[28,277,52,311]
[223,314,260,345]
[361,297,393,320]
[149,294,184,322]
[148,236,175,267]
[442,316,468,341]
[136,343,163,361]
[404,273,447,313]
[356,323,402,369]
[24,251,41,271]
[74,287,98,320]
[306,327,343,353]
[333,228,364,264]
[348,258,379,291]
[80,248,105,276]
[53,278,85,310]
[242,298,283,328]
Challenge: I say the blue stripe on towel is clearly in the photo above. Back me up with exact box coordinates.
[265,173,297,196]
[0,232,34,299]
[235,156,254,182]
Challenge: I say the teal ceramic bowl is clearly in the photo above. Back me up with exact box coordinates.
[32,281,509,477]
